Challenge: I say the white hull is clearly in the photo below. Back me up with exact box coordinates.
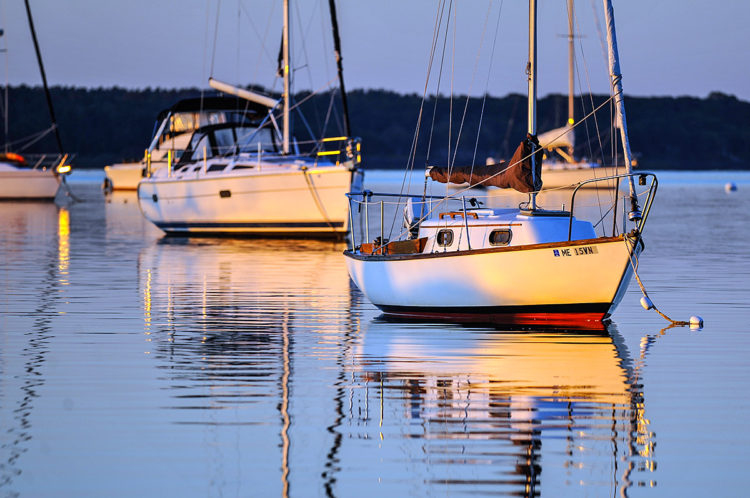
[0,166,60,200]
[346,235,640,326]
[104,162,145,190]
[540,164,624,189]
[138,165,355,237]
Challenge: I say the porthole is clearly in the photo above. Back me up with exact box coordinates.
[437,229,454,247]
[489,229,512,246]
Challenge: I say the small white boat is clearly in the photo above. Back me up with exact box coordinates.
[137,0,362,238]
[344,0,654,327]
[0,153,61,200]
[104,97,266,191]
[0,3,70,201]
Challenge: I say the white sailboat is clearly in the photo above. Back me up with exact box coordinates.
[538,0,623,189]
[344,0,656,328]
[137,0,362,238]
[0,0,70,200]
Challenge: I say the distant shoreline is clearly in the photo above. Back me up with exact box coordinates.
[5,86,749,171]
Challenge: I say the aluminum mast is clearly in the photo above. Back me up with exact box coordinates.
[602,0,639,217]
[528,0,538,210]
[567,0,575,158]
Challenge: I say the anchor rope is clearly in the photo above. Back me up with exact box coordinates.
[301,168,336,232]
[625,236,690,326]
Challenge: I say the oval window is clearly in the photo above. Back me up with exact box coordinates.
[489,229,512,246]
[437,229,454,247]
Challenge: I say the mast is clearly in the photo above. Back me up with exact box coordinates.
[567,0,575,159]
[1,28,8,152]
[567,0,574,127]
[327,0,351,137]
[282,0,291,154]
[602,0,639,216]
[527,0,538,210]
[23,0,63,154]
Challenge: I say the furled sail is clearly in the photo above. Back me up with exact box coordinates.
[429,134,543,193]
[538,124,574,150]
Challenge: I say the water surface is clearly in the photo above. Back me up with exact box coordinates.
[1,172,749,496]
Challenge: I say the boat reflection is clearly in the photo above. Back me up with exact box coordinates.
[132,234,658,495]
[343,319,656,496]
[0,202,68,493]
[136,237,357,496]
[104,190,161,240]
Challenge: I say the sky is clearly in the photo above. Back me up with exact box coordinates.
[1,0,749,100]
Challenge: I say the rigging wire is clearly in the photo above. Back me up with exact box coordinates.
[392,0,453,238]
[471,0,505,170]
[424,0,451,169]
[209,0,222,79]
[294,0,325,142]
[16,125,56,152]
[238,0,276,87]
[448,4,456,172]
[437,93,616,199]
[236,0,241,84]
[387,0,447,239]
[1,0,8,151]
[201,0,212,105]
[569,0,608,234]
[450,0,494,175]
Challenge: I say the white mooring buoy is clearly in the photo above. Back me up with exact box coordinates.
[640,296,654,310]
[725,182,737,192]
[689,315,704,330]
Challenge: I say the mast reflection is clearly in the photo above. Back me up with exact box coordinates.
[0,202,67,492]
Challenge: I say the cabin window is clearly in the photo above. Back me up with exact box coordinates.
[214,128,236,156]
[489,229,512,246]
[237,127,277,153]
[207,163,227,173]
[190,135,212,161]
[436,229,454,247]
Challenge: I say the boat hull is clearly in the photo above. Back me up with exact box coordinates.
[104,162,145,190]
[540,165,624,189]
[137,166,354,237]
[345,235,640,327]
[0,167,60,200]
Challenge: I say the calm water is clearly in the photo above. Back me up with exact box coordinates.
[1,171,749,497]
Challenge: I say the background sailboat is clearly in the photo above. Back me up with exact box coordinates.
[0,0,71,200]
[137,0,362,238]
[537,0,623,189]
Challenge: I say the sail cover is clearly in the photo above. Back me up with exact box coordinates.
[538,124,574,150]
[429,134,543,193]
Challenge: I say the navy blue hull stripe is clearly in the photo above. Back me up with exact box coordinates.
[155,221,345,229]
[378,303,611,314]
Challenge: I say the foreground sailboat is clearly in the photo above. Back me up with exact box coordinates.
[137,0,362,238]
[344,0,655,327]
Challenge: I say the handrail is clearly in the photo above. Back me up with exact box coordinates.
[567,172,658,240]
[346,191,455,201]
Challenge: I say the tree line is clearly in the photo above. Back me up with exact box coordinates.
[3,85,748,170]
